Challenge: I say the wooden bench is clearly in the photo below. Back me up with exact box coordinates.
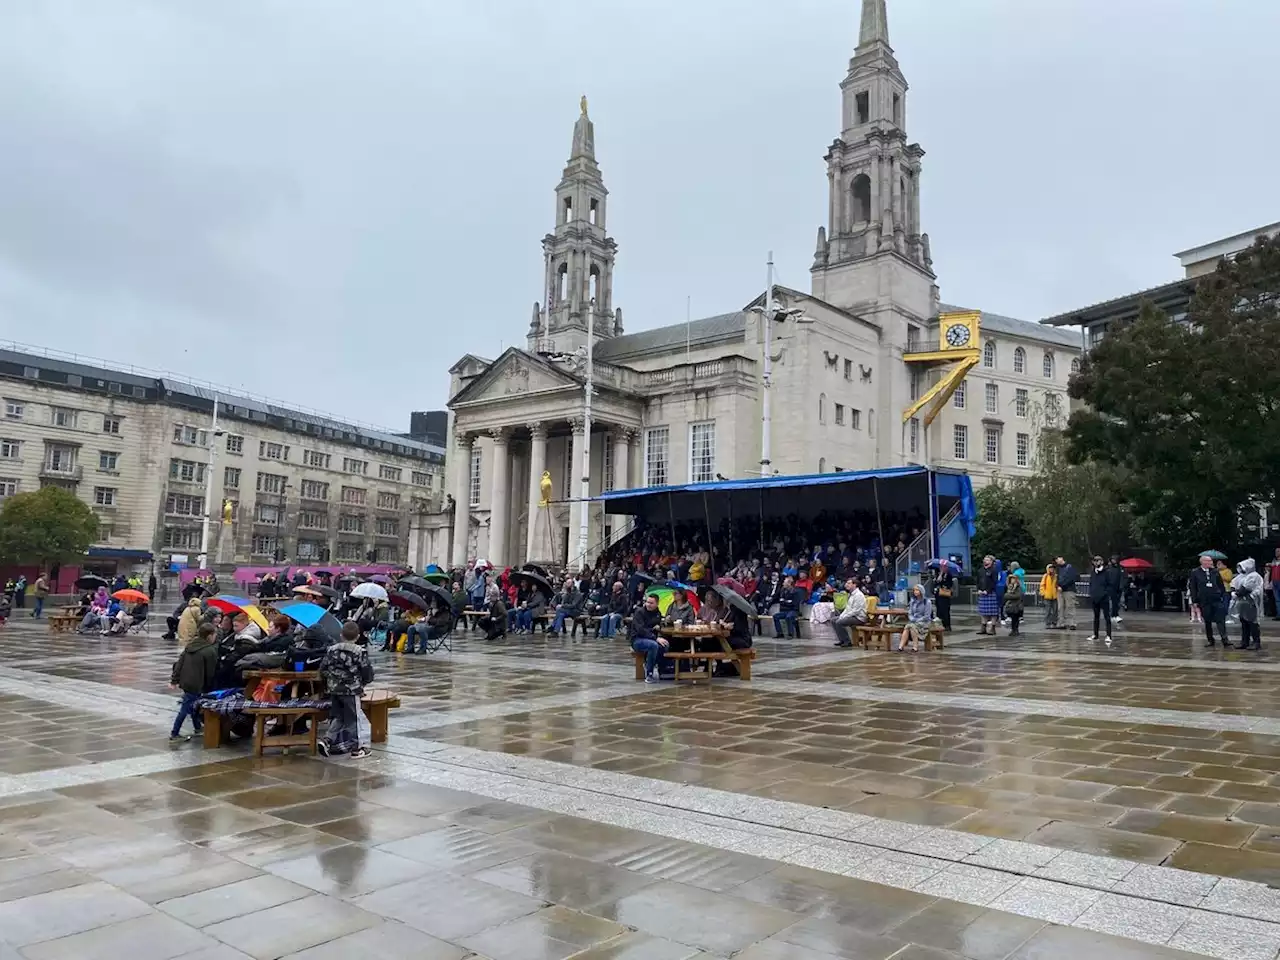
[48,613,80,634]
[853,624,946,651]
[360,689,400,744]
[247,705,327,756]
[633,647,756,681]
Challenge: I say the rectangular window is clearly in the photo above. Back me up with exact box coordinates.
[93,486,116,507]
[644,427,669,487]
[469,447,482,506]
[834,404,845,426]
[689,422,715,484]
[909,370,921,402]
[4,400,24,420]
[850,408,862,431]
[985,427,1000,464]
[102,415,120,434]
[0,439,19,460]
[376,491,400,509]
[259,441,289,461]
[411,470,429,487]
[1015,388,1028,418]
[953,379,966,409]
[256,472,286,494]
[45,443,76,473]
[300,479,329,501]
[377,518,399,536]
[343,457,368,475]
[296,539,322,560]
[304,450,330,468]
[906,324,920,351]
[843,358,852,380]
[339,513,365,533]
[163,527,202,549]
[341,485,366,505]
[603,441,614,493]
[224,466,241,488]
[1016,432,1030,468]
[299,510,328,530]
[22,367,38,379]
[378,464,402,481]
[0,478,16,498]
[225,434,244,455]
[173,424,208,446]
[98,450,118,471]
[254,503,280,525]
[165,493,204,516]
[51,406,77,428]
[909,417,920,456]
[336,541,363,562]
[169,459,206,483]
[985,382,998,415]
[953,424,968,460]
[251,534,279,557]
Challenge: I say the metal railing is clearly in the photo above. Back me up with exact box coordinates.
[564,515,637,572]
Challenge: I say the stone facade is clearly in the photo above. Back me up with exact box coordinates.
[0,349,446,574]
[429,0,1080,571]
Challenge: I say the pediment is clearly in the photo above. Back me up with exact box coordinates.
[451,348,582,405]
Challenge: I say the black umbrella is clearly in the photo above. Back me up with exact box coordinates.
[311,585,341,600]
[397,575,437,597]
[522,563,551,579]
[314,569,335,577]
[306,612,344,645]
[182,582,210,600]
[75,575,109,591]
[511,570,553,596]
[710,583,754,618]
[390,589,431,613]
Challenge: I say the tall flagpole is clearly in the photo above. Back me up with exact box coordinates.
[197,395,220,570]
[760,252,775,476]
[576,299,596,566]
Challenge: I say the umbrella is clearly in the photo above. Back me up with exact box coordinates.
[350,582,388,601]
[75,575,109,591]
[422,570,451,585]
[311,585,341,600]
[293,585,325,598]
[409,582,453,609]
[1199,550,1227,560]
[1119,558,1154,571]
[645,583,700,616]
[206,594,255,614]
[511,570,553,596]
[314,570,335,578]
[369,574,393,585]
[710,583,754,617]
[390,589,431,613]
[306,612,344,645]
[273,600,329,628]
[397,575,439,597]
[182,582,210,600]
[522,563,551,579]
[716,576,746,596]
[112,588,150,604]
[239,604,272,633]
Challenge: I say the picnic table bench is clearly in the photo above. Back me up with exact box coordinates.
[48,611,81,634]
[633,624,757,683]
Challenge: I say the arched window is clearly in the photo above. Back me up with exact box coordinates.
[588,265,600,303]
[562,196,573,224]
[818,457,826,474]
[1013,347,1026,374]
[1070,357,1081,375]
[1042,351,1055,378]
[556,263,568,302]
[819,393,827,424]
[851,174,871,224]
[982,341,996,368]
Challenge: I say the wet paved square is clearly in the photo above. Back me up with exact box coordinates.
[0,612,1277,957]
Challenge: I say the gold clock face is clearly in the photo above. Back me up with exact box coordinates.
[945,323,971,348]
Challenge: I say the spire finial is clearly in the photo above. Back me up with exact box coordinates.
[569,97,596,161]
[580,94,588,116]
[858,0,889,48]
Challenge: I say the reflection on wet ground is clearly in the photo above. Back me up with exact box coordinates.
[0,611,1276,958]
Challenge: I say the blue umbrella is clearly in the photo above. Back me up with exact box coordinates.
[273,600,328,628]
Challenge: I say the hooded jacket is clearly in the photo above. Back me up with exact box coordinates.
[171,632,218,694]
[1005,567,1025,614]
[1232,559,1265,622]
[176,598,203,648]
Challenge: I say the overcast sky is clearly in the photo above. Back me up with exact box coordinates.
[2,0,1277,428]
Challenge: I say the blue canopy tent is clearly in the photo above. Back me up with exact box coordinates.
[596,466,975,574]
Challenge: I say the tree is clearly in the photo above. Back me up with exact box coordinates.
[1066,234,1280,567]
[971,482,1040,570]
[0,486,99,567]
[1018,430,1134,563]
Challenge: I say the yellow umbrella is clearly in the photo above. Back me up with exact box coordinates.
[240,604,271,633]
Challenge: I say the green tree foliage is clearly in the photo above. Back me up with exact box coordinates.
[971,483,1040,570]
[1066,233,1280,567]
[0,486,99,566]
[1018,430,1134,563]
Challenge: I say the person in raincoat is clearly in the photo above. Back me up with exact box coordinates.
[1231,559,1265,651]
[1040,563,1059,629]
[176,596,204,648]
[1004,563,1025,637]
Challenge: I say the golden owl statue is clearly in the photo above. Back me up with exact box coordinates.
[539,470,553,507]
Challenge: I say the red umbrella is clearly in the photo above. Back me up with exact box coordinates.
[1119,558,1153,570]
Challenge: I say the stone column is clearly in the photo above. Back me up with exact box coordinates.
[612,430,631,495]
[869,154,881,228]
[451,431,474,568]
[526,422,548,561]
[487,428,511,567]
[568,417,585,569]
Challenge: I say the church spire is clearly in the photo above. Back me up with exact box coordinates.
[858,0,890,49]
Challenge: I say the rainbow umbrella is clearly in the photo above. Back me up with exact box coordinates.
[206,594,271,633]
[645,583,701,616]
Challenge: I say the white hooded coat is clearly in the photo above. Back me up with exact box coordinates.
[1231,559,1265,622]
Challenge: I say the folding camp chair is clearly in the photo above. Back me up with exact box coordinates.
[419,617,455,654]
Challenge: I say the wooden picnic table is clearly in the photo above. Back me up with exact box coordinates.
[655,623,735,684]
